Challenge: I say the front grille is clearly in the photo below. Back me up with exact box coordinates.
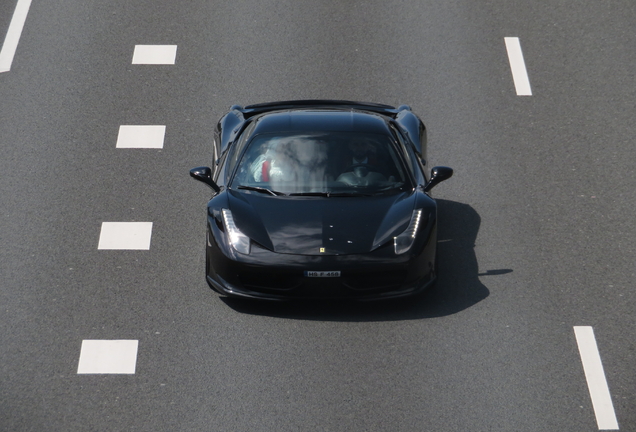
[238,269,407,297]
[343,271,406,291]
[239,273,301,291]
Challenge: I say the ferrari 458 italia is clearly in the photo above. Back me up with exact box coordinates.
[190,100,453,300]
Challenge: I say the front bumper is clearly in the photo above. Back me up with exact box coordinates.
[207,271,436,301]
[205,221,438,301]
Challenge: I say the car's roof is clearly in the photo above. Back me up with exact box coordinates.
[250,109,393,136]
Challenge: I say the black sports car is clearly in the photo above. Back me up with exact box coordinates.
[190,100,453,300]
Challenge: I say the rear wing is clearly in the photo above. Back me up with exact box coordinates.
[219,100,425,157]
[238,100,408,118]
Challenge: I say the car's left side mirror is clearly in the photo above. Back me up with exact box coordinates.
[190,166,220,193]
[424,166,453,192]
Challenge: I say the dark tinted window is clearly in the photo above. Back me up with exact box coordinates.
[225,121,256,181]
[230,131,410,195]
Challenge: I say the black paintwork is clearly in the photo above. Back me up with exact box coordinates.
[191,100,453,300]
[228,189,422,255]
[395,109,427,159]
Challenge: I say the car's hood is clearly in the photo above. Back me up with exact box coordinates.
[228,190,416,255]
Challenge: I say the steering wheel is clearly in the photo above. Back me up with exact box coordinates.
[344,163,375,172]
[337,163,387,186]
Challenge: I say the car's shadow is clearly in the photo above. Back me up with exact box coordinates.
[222,199,507,321]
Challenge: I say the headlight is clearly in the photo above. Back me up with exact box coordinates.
[221,209,251,254]
[394,209,424,254]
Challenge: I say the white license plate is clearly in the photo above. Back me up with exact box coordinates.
[304,271,341,278]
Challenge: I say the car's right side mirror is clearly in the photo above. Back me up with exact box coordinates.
[423,166,453,192]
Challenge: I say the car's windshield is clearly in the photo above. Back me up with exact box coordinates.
[230,131,410,195]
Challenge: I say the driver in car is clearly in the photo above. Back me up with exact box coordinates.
[335,138,393,186]
[338,137,389,176]
[349,138,377,166]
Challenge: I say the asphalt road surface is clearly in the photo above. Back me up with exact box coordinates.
[1,1,635,431]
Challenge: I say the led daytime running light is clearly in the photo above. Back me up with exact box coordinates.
[394,209,423,254]
[221,209,251,254]
[406,209,422,239]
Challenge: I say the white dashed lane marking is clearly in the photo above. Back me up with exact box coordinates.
[574,326,619,430]
[504,37,532,96]
[116,125,166,148]
[77,340,139,374]
[132,45,177,65]
[98,222,153,250]
[0,0,33,72]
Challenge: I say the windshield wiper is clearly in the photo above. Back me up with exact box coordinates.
[288,192,331,197]
[328,191,373,197]
[371,184,406,195]
[288,191,373,197]
[237,186,286,196]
